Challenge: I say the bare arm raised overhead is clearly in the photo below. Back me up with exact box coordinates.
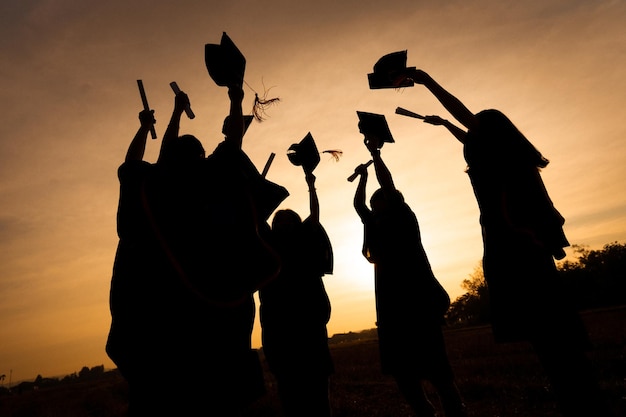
[125,109,155,162]
[305,168,320,224]
[353,163,370,219]
[408,69,478,132]
[157,91,190,164]
[423,115,468,144]
[224,84,245,149]
[363,133,395,196]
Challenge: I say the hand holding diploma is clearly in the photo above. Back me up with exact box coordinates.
[170,82,195,119]
[137,80,157,139]
[347,160,373,182]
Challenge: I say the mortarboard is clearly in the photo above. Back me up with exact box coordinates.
[222,115,254,137]
[357,111,395,146]
[242,115,254,134]
[205,32,246,87]
[287,132,321,172]
[367,50,415,89]
[205,33,281,121]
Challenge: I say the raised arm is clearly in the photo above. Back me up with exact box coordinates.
[305,169,319,224]
[423,115,468,144]
[224,85,245,149]
[353,163,370,219]
[371,149,395,193]
[125,109,155,162]
[157,91,189,164]
[363,135,395,194]
[409,70,478,131]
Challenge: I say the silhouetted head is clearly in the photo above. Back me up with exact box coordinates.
[271,209,302,236]
[171,135,205,163]
[464,109,548,171]
[370,188,404,214]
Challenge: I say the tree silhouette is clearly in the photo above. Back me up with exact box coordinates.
[446,264,490,327]
[558,242,626,309]
[447,241,626,326]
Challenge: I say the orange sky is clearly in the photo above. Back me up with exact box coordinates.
[1,0,625,383]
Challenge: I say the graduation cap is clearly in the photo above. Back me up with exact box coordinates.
[367,50,416,89]
[287,132,320,172]
[222,115,254,137]
[357,111,395,147]
[286,133,343,172]
[205,32,246,87]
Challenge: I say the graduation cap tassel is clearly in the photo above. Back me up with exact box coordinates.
[322,150,343,162]
[246,79,280,122]
[252,92,281,122]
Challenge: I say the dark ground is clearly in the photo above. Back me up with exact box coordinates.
[1,306,624,417]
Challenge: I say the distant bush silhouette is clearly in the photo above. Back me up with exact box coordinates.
[78,365,105,381]
[445,265,490,327]
[1,365,111,395]
[446,241,626,327]
[558,242,626,310]
[328,329,378,344]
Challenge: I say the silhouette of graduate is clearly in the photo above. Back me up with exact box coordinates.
[259,132,335,417]
[352,111,467,417]
[396,67,613,417]
[162,31,290,417]
[107,93,212,416]
[108,32,289,417]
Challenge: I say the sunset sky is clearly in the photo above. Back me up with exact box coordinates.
[1,0,625,384]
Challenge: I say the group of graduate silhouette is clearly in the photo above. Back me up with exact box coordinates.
[106,33,614,417]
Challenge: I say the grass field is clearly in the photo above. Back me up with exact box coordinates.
[1,306,624,417]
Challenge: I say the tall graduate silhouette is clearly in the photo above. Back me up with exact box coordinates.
[107,32,289,417]
[352,112,467,417]
[106,106,163,394]
[259,132,335,417]
[401,68,614,417]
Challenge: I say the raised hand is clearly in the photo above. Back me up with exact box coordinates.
[139,109,156,128]
[423,115,447,126]
[174,91,191,115]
